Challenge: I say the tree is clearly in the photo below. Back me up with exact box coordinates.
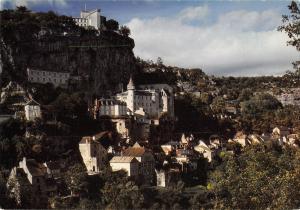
[119,25,130,37]
[211,96,226,114]
[156,57,163,66]
[279,1,300,82]
[106,19,119,31]
[209,144,300,209]
[64,164,88,196]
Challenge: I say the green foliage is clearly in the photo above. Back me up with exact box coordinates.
[119,25,131,37]
[0,8,79,43]
[106,19,119,31]
[279,1,300,81]
[51,92,87,120]
[241,93,282,116]
[64,163,89,196]
[0,119,26,168]
[211,96,226,114]
[210,144,300,209]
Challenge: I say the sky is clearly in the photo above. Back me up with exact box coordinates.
[1,0,298,76]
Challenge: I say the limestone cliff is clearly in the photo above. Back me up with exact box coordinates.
[0,9,137,96]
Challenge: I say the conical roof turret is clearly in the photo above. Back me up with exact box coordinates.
[127,75,135,90]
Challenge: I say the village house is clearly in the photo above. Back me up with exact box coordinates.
[155,167,181,187]
[232,131,249,147]
[7,157,58,208]
[272,126,291,137]
[194,140,216,163]
[161,141,181,156]
[109,156,139,177]
[92,98,127,118]
[24,99,41,121]
[110,142,155,183]
[27,68,70,87]
[79,134,108,174]
[174,148,198,172]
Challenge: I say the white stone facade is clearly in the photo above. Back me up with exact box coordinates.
[115,77,175,118]
[93,99,127,118]
[24,100,41,121]
[7,157,55,208]
[27,68,70,87]
[92,77,175,119]
[73,9,101,30]
[109,156,139,177]
[79,136,107,173]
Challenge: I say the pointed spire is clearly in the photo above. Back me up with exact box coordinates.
[133,142,141,148]
[127,75,135,90]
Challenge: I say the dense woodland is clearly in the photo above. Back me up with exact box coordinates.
[1,2,300,209]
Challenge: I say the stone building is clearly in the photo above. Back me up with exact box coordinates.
[116,77,175,118]
[92,77,174,119]
[109,156,139,177]
[110,142,155,183]
[73,9,104,30]
[24,100,41,121]
[79,135,108,174]
[92,98,127,118]
[155,168,181,187]
[27,68,70,87]
[7,157,58,208]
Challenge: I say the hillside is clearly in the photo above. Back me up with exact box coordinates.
[0,7,137,95]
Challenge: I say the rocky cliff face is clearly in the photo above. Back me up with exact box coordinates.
[0,30,137,95]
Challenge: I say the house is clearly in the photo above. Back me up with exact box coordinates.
[272,126,290,137]
[161,141,180,155]
[155,167,181,187]
[92,98,127,118]
[79,135,108,174]
[109,156,139,177]
[233,131,249,147]
[194,140,215,162]
[27,68,70,87]
[111,117,132,140]
[24,100,41,121]
[111,142,155,183]
[174,148,198,172]
[7,157,58,208]
[248,134,264,145]
[73,9,105,30]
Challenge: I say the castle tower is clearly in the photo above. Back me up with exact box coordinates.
[126,76,135,113]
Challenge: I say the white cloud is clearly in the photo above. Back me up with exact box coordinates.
[178,5,209,22]
[1,0,67,10]
[127,7,298,76]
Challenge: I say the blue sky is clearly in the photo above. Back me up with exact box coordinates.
[1,0,298,76]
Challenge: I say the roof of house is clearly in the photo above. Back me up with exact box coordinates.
[110,156,138,163]
[234,131,247,139]
[122,142,146,157]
